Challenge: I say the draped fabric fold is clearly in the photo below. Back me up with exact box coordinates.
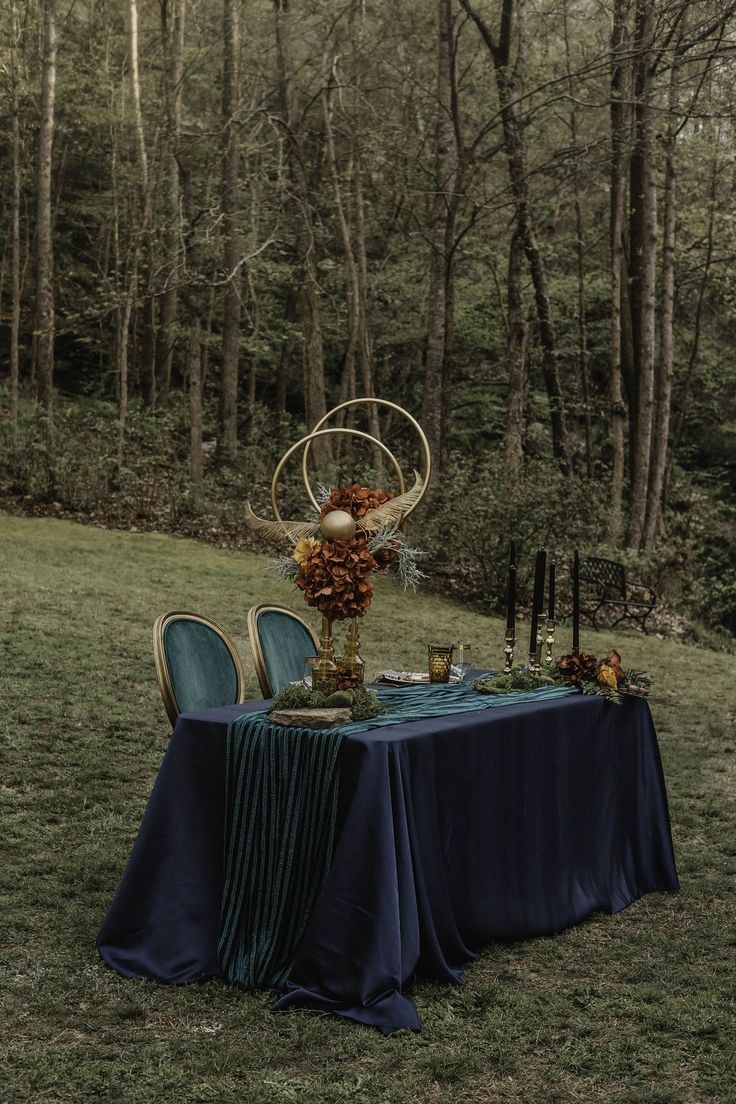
[218,716,344,990]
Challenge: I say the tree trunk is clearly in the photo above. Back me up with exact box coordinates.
[460,0,570,472]
[190,315,203,505]
[322,66,359,424]
[563,1,592,477]
[275,285,297,412]
[349,5,382,469]
[503,229,526,479]
[422,0,458,478]
[219,0,241,460]
[127,0,148,189]
[120,0,152,453]
[126,0,156,410]
[668,133,718,477]
[353,153,383,470]
[117,272,136,473]
[643,50,680,548]
[10,0,21,427]
[608,0,630,543]
[34,0,56,414]
[107,41,124,464]
[157,0,185,406]
[274,0,329,463]
[626,0,657,548]
[246,269,259,429]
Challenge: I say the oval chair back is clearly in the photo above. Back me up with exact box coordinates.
[247,603,320,698]
[153,611,246,726]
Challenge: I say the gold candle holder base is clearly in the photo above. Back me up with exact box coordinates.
[528,628,543,675]
[544,617,556,668]
[536,631,547,671]
[503,630,515,674]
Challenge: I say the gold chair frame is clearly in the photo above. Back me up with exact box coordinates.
[153,610,247,726]
[246,603,320,699]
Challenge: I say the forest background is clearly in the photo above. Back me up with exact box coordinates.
[1,0,735,642]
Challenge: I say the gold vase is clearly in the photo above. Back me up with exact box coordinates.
[312,615,339,694]
[343,618,366,687]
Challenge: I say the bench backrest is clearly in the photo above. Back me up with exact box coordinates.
[580,556,626,598]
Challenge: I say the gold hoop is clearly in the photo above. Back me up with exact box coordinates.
[303,398,431,519]
[270,427,405,525]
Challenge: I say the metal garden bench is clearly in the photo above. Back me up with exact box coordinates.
[579,556,657,634]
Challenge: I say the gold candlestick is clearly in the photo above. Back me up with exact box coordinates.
[544,617,556,668]
[504,629,515,674]
[529,627,543,674]
[312,615,339,694]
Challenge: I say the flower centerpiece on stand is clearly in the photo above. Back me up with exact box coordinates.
[245,400,431,693]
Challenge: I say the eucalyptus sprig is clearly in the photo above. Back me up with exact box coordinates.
[367,523,427,590]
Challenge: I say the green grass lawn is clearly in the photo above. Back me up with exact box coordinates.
[1,513,735,1104]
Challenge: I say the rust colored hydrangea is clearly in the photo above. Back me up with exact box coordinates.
[556,651,599,684]
[321,483,393,521]
[321,483,399,569]
[294,535,377,620]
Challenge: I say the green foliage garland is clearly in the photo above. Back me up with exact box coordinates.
[474,662,652,706]
[473,668,557,695]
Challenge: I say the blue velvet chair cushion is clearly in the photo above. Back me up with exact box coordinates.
[164,619,239,714]
[257,611,317,695]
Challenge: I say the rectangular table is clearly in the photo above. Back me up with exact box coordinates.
[98,690,679,1033]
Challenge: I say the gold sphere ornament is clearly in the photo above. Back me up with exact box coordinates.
[319,509,357,542]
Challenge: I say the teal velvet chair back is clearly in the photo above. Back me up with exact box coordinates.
[153,612,246,725]
[247,605,320,698]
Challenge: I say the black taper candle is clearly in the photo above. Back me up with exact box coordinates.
[506,564,516,633]
[572,549,580,651]
[548,558,556,620]
[529,547,546,656]
[506,539,516,633]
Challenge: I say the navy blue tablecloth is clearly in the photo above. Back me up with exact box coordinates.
[97,692,679,1032]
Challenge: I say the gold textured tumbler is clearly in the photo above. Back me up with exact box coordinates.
[428,644,454,683]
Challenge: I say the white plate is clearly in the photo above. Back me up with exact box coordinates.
[378,670,462,686]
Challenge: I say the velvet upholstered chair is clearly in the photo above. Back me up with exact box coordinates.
[153,611,247,726]
[247,603,320,698]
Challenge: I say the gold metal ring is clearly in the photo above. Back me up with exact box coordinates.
[303,398,431,518]
[271,427,405,525]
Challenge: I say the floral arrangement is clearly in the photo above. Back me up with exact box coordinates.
[273,482,425,621]
[556,649,651,703]
[475,649,651,705]
[293,533,377,619]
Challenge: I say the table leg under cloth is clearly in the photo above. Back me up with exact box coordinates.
[97,694,679,1033]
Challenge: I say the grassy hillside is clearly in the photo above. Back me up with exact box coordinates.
[1,513,735,1103]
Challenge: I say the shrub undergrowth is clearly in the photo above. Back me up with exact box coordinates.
[1,391,733,640]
